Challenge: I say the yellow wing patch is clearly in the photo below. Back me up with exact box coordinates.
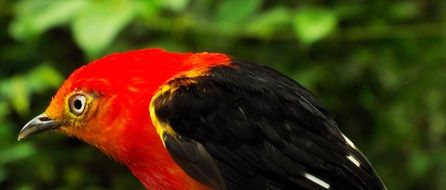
[149,85,177,146]
[149,69,208,147]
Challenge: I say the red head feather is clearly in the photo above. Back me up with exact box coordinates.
[43,48,230,189]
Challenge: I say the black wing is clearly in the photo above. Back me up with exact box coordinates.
[152,60,386,190]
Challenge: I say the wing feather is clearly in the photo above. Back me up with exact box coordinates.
[151,60,386,190]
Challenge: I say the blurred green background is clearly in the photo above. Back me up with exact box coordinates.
[1,0,445,189]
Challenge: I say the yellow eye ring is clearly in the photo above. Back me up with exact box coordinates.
[69,94,87,116]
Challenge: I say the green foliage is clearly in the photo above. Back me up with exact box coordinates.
[71,0,137,58]
[1,0,445,189]
[247,7,291,38]
[293,7,337,45]
[215,0,262,25]
[162,0,189,13]
[10,0,137,58]
[10,0,87,40]
[0,64,62,116]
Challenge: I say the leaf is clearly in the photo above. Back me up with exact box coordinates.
[25,64,64,92]
[408,150,430,178]
[162,0,190,13]
[390,2,419,20]
[132,0,162,18]
[247,7,292,38]
[293,7,338,45]
[0,64,62,116]
[0,143,35,165]
[9,0,87,40]
[215,0,263,25]
[71,0,136,58]
[0,101,8,121]
[1,76,29,116]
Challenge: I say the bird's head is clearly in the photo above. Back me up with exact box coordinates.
[18,56,138,161]
[20,79,121,145]
[18,48,230,162]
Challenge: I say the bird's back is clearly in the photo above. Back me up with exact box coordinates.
[151,59,386,190]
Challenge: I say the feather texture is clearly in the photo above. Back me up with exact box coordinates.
[151,60,386,190]
[33,48,384,190]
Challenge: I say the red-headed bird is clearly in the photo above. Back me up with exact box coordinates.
[19,48,385,190]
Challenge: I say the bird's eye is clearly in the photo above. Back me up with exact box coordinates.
[69,94,87,116]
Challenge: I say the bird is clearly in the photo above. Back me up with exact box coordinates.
[18,48,386,190]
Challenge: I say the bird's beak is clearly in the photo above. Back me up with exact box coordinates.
[18,113,62,141]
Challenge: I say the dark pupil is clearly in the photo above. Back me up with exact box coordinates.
[73,99,83,110]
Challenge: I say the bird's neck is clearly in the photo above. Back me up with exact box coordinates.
[76,49,230,189]
[123,120,207,189]
[108,49,229,189]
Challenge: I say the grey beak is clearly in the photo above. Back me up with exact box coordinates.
[18,113,61,141]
